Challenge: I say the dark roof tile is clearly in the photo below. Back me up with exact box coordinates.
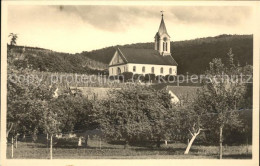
[117,47,177,66]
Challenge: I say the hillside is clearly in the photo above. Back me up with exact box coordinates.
[83,34,253,75]
[9,34,253,75]
[9,45,108,74]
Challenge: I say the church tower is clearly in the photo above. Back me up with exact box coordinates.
[154,12,171,56]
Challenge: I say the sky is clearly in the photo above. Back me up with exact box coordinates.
[7,5,255,53]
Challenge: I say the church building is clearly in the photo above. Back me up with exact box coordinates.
[109,13,178,76]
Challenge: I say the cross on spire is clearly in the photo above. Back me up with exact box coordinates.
[160,10,164,17]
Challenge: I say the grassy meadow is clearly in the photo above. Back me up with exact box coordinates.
[6,139,252,159]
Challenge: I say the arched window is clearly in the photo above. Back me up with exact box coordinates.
[163,42,165,51]
[142,66,145,73]
[133,66,136,72]
[117,67,121,74]
[151,67,154,73]
[166,43,167,51]
[160,67,164,74]
[169,68,172,74]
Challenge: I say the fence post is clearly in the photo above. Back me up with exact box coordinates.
[15,135,18,148]
[99,138,101,150]
[50,134,53,160]
[246,137,249,154]
[11,137,14,158]
[47,133,49,148]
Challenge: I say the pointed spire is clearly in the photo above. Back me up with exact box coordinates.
[157,11,169,37]
[161,10,164,17]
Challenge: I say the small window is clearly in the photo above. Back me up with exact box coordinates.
[112,68,113,74]
[160,67,164,74]
[117,67,121,74]
[166,43,167,51]
[142,66,145,73]
[151,67,154,73]
[169,68,172,74]
[163,42,165,51]
[133,66,136,72]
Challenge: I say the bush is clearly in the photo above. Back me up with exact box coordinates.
[165,75,176,82]
[144,74,156,82]
[54,137,79,148]
[133,74,144,82]
[122,72,134,81]
[108,75,115,81]
[155,75,165,83]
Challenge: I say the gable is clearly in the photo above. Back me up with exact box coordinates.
[109,50,127,66]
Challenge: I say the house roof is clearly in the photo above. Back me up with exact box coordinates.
[117,47,178,66]
[151,84,200,102]
[166,86,200,101]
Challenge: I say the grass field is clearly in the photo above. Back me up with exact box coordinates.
[6,139,252,159]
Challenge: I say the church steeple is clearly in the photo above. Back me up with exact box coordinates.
[154,12,171,56]
[158,12,170,37]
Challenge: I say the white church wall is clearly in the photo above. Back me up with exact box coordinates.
[126,63,177,76]
[109,63,177,76]
[109,64,128,76]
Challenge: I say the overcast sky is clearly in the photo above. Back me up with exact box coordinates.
[8,5,255,53]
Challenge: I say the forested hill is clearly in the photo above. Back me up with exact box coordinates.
[10,34,252,75]
[83,34,253,75]
[9,45,108,74]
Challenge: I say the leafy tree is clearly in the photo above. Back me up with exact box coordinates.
[8,33,18,48]
[7,67,55,141]
[174,107,209,154]
[194,49,248,159]
[96,86,173,148]
[53,94,99,146]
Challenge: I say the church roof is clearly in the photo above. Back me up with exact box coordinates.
[117,47,177,66]
[155,15,170,38]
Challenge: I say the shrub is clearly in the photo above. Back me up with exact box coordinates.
[155,75,165,83]
[122,72,134,81]
[165,75,176,82]
[133,74,144,82]
[144,74,156,82]
[54,137,79,148]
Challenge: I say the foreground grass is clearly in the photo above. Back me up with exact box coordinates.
[6,139,252,159]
